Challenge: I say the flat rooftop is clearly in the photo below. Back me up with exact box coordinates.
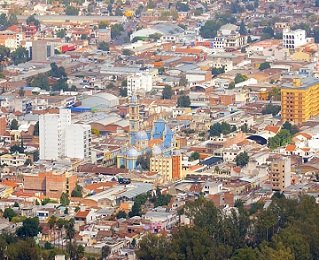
[281,77,319,90]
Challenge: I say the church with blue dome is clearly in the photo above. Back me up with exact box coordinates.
[117,97,175,170]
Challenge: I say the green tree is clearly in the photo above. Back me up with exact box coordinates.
[42,198,51,205]
[158,67,165,75]
[259,62,271,71]
[7,238,41,260]
[3,208,17,221]
[26,14,40,28]
[97,41,109,51]
[16,217,41,238]
[177,95,191,107]
[257,242,294,260]
[200,20,223,38]
[29,74,50,90]
[176,1,190,11]
[24,158,32,166]
[71,184,83,198]
[239,21,247,35]
[18,87,24,97]
[122,49,134,56]
[70,85,77,91]
[235,73,248,84]
[10,47,29,65]
[0,45,10,61]
[111,24,124,39]
[282,121,299,135]
[136,155,150,170]
[241,123,249,133]
[150,189,172,207]
[212,66,225,76]
[162,85,172,99]
[81,34,88,40]
[60,192,70,206]
[235,151,249,167]
[268,87,281,101]
[272,227,311,260]
[229,81,236,89]
[128,194,148,217]
[56,29,66,38]
[33,121,39,136]
[232,247,258,260]
[65,6,79,15]
[209,122,237,137]
[189,152,200,161]
[116,210,127,219]
[119,87,127,97]
[179,75,188,86]
[261,26,274,40]
[268,135,281,150]
[44,241,53,250]
[262,103,281,116]
[230,1,243,13]
[136,233,171,260]
[101,245,111,260]
[49,62,67,78]
[149,33,162,42]
[10,119,18,130]
[65,218,75,244]
[52,78,69,91]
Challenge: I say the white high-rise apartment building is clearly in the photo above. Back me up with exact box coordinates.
[127,73,153,96]
[65,124,91,159]
[283,28,306,49]
[39,109,91,160]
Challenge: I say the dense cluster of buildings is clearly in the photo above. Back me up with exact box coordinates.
[1,0,319,258]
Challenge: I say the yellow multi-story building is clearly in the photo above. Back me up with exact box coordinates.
[281,77,319,123]
[150,155,182,182]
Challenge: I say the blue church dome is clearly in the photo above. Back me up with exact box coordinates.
[136,131,149,141]
[127,147,140,157]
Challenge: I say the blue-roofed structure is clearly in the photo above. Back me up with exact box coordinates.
[201,157,223,166]
[71,107,92,113]
[117,99,175,170]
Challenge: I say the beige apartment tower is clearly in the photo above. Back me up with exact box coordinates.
[270,156,291,191]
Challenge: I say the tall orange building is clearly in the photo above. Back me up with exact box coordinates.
[281,77,319,123]
[172,155,182,180]
[0,116,7,136]
[23,171,77,199]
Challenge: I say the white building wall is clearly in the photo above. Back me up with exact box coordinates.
[283,29,306,49]
[185,73,206,83]
[39,114,60,160]
[284,157,292,188]
[308,134,319,150]
[64,124,91,159]
[39,109,91,161]
[127,73,153,96]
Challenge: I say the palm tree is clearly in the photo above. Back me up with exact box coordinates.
[101,245,111,260]
[57,218,65,250]
[65,218,76,257]
[65,218,75,244]
[48,215,57,247]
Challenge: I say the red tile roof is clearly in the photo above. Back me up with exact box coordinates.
[286,144,296,152]
[75,210,90,219]
[265,125,280,134]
